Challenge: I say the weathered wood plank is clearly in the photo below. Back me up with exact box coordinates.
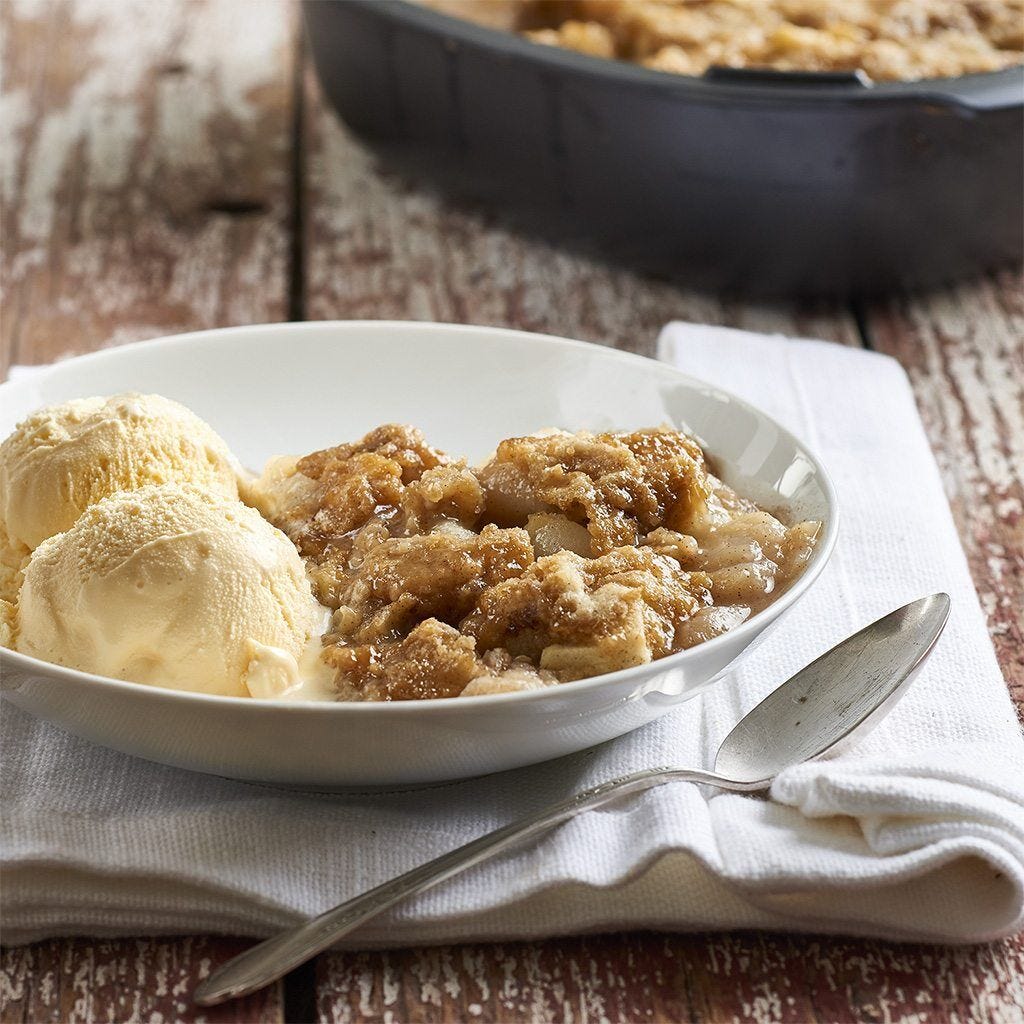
[0,0,295,374]
[0,2,294,1020]
[301,64,860,353]
[0,937,284,1024]
[312,931,1024,1024]
[865,270,1024,708]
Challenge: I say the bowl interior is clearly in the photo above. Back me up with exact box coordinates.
[2,322,832,528]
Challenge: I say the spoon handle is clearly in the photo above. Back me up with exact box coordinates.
[194,765,761,1006]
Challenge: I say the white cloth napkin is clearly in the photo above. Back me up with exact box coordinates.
[3,324,1023,947]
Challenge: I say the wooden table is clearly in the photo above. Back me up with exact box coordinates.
[2,2,1022,1021]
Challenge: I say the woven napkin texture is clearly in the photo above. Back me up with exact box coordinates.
[2,324,1022,946]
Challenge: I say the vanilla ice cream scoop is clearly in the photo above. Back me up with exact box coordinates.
[0,393,240,551]
[16,483,324,697]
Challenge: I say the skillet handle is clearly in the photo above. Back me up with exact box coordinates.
[703,62,1024,113]
[702,66,873,87]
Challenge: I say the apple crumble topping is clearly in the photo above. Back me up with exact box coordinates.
[478,429,712,554]
[430,0,1024,82]
[251,424,821,701]
[462,545,712,679]
[329,524,536,646]
[250,424,485,607]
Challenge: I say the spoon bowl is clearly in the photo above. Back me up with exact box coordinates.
[714,592,951,783]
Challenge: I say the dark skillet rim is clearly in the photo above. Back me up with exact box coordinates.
[321,0,1024,110]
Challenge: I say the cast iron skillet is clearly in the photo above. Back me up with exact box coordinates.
[304,0,1023,296]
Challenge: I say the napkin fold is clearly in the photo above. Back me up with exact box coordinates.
[3,324,1023,947]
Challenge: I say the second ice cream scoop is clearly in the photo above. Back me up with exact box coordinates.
[16,483,324,698]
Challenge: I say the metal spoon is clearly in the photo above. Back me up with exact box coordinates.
[194,593,950,1007]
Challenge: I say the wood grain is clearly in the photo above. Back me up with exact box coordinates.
[313,932,1024,1024]
[0,0,296,374]
[0,938,283,1024]
[0,1,293,1020]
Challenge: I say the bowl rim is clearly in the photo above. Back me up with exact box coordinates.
[0,319,840,713]
[323,0,1024,110]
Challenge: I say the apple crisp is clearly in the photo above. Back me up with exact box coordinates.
[250,424,821,701]
[430,0,1024,82]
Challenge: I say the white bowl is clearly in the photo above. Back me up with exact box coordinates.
[0,322,837,786]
